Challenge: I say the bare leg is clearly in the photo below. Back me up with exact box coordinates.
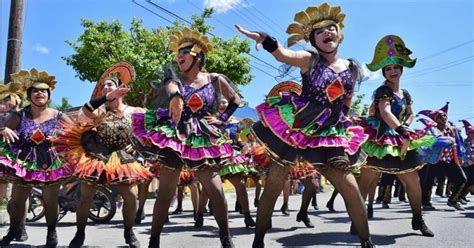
[189,181,199,212]
[0,184,31,246]
[253,162,290,247]
[116,184,140,246]
[228,174,255,228]
[320,166,370,242]
[196,169,232,247]
[136,180,151,224]
[173,185,184,214]
[253,176,262,207]
[397,171,434,237]
[280,178,290,215]
[297,177,315,228]
[149,167,180,243]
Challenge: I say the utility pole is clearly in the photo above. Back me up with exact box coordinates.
[4,0,25,83]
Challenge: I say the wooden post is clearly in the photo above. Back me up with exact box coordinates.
[4,0,25,83]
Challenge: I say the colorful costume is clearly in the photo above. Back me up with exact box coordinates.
[0,69,72,186]
[52,62,153,185]
[416,103,467,209]
[132,28,235,171]
[460,120,474,197]
[355,35,435,174]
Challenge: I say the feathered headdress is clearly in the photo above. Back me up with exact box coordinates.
[286,2,345,47]
[168,27,213,56]
[91,62,135,99]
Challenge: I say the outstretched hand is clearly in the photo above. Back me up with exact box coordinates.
[235,24,265,51]
[106,84,131,101]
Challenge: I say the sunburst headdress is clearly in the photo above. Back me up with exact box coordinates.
[168,27,213,56]
[0,81,26,105]
[286,2,345,47]
[10,68,57,91]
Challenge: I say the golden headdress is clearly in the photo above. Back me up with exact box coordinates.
[168,27,213,56]
[0,81,26,105]
[10,68,57,91]
[91,61,135,99]
[286,2,345,47]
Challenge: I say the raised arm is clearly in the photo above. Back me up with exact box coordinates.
[235,24,312,72]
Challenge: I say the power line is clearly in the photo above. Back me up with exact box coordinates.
[132,0,175,24]
[404,56,474,80]
[407,55,474,75]
[143,0,284,74]
[418,39,474,61]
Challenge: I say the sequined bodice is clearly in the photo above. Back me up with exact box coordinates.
[17,111,62,143]
[96,111,133,150]
[180,80,216,120]
[300,61,353,107]
[390,94,408,122]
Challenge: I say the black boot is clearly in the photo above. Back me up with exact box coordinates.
[280,202,290,216]
[296,211,314,228]
[0,226,21,246]
[326,200,335,212]
[68,230,85,248]
[194,213,204,228]
[361,238,375,248]
[148,236,159,248]
[135,209,145,224]
[235,200,242,214]
[172,205,183,215]
[219,231,234,248]
[311,193,318,210]
[412,214,434,237]
[244,212,256,228]
[124,227,140,248]
[15,224,28,241]
[367,204,374,219]
[45,227,58,248]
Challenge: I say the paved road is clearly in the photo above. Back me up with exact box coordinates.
[1,189,473,247]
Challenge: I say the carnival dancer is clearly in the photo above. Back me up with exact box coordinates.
[236,3,373,247]
[460,120,474,201]
[417,103,467,211]
[354,35,436,237]
[0,69,74,247]
[132,27,241,248]
[0,81,29,242]
[52,62,153,248]
[217,104,256,228]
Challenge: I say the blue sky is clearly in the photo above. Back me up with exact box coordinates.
[1,0,473,129]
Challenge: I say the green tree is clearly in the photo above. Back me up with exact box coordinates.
[63,8,252,108]
[54,97,73,111]
[351,94,369,117]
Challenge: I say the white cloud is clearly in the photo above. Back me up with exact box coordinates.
[32,43,49,54]
[203,0,243,13]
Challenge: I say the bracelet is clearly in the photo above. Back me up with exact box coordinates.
[169,91,183,101]
[255,31,278,53]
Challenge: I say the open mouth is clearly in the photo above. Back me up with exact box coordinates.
[179,59,185,65]
[323,37,334,43]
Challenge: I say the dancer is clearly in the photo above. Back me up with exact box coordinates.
[355,35,435,237]
[132,27,241,248]
[417,104,467,210]
[236,3,373,247]
[52,62,153,248]
[0,69,74,247]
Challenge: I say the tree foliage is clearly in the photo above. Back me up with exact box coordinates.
[63,8,252,108]
[351,94,369,117]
